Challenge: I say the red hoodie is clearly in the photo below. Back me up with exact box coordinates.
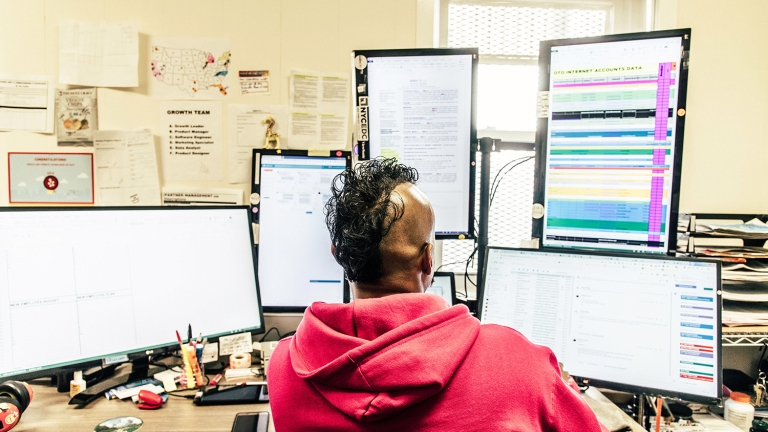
[267,293,606,432]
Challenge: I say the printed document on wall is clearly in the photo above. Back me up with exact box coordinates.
[289,70,349,149]
[162,187,242,206]
[94,129,161,206]
[149,37,232,100]
[227,104,288,183]
[289,110,348,149]
[290,70,349,112]
[59,21,139,87]
[160,101,224,181]
[0,74,55,133]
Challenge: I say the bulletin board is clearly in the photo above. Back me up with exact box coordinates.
[0,0,419,206]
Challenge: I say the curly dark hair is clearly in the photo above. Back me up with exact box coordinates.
[324,158,419,283]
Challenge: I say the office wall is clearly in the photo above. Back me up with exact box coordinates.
[661,0,768,214]
[0,0,420,205]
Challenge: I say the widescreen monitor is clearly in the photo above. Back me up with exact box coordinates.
[427,272,456,306]
[252,149,351,311]
[479,246,721,404]
[353,48,478,239]
[532,29,691,254]
[0,206,263,381]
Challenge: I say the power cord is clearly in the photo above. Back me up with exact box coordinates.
[258,327,282,342]
[490,156,534,209]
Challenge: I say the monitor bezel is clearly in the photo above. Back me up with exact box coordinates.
[0,205,265,381]
[251,148,352,312]
[352,47,479,240]
[532,29,692,256]
[477,245,722,405]
[432,271,458,306]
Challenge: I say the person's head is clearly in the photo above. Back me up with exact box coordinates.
[324,158,435,299]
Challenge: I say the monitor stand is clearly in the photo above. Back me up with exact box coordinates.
[68,357,164,406]
[54,364,118,393]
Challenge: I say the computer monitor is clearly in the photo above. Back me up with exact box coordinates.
[478,247,721,404]
[252,149,351,312]
[532,29,691,254]
[0,206,263,381]
[352,48,478,239]
[427,272,456,306]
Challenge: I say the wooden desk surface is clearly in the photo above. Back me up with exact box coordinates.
[15,381,275,432]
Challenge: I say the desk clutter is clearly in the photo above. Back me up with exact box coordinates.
[0,328,277,431]
[678,214,768,327]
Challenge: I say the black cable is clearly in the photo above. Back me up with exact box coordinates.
[489,155,533,197]
[464,245,478,298]
[435,260,469,273]
[258,327,282,342]
[491,157,533,203]
[490,157,534,208]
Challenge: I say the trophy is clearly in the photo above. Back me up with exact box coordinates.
[262,116,280,149]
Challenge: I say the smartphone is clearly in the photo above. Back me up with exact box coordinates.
[231,412,270,432]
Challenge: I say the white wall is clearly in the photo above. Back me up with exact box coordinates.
[0,0,421,205]
[660,0,768,214]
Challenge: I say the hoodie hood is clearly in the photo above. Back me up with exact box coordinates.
[289,293,480,422]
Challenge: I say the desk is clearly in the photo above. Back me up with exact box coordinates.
[15,381,275,432]
[17,381,640,432]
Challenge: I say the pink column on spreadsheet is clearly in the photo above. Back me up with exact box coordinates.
[648,62,673,245]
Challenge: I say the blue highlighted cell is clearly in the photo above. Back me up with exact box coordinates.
[681,295,713,302]
[681,332,714,340]
[681,323,714,330]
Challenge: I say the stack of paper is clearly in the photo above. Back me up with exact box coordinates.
[694,246,768,259]
[723,301,768,326]
[722,281,768,302]
[696,218,768,240]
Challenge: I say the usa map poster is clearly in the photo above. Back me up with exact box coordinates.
[149,37,232,100]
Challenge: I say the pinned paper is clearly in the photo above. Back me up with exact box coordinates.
[219,332,253,356]
[536,91,550,118]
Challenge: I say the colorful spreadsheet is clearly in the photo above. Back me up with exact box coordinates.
[542,37,685,253]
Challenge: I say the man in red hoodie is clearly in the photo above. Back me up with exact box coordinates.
[267,158,606,431]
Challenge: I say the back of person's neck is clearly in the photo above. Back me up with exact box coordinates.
[351,274,423,300]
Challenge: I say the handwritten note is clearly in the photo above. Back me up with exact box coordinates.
[94,129,161,205]
[218,332,253,356]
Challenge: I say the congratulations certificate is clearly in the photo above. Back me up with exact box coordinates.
[8,153,94,204]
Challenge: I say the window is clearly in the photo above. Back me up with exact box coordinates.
[438,0,649,272]
[440,148,535,273]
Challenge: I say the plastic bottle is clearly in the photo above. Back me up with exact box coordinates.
[724,391,754,431]
[69,371,86,397]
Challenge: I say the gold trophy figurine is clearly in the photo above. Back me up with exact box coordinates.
[263,116,281,149]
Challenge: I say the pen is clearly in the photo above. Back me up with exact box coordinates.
[188,324,193,343]
[654,397,662,432]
